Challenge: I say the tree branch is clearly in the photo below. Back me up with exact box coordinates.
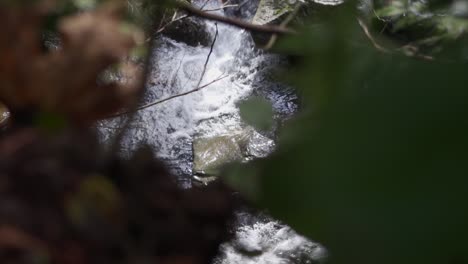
[264,2,302,50]
[107,23,222,118]
[155,2,237,35]
[177,1,296,35]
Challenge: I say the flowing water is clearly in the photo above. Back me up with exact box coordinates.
[99,1,326,262]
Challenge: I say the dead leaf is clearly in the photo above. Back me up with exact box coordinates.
[0,225,47,252]
[0,102,9,128]
[0,2,144,125]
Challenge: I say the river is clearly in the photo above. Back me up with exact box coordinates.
[99,0,326,263]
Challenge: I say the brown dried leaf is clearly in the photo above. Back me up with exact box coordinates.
[0,2,143,124]
[0,225,46,252]
[0,103,9,128]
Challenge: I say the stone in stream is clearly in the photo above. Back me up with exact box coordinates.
[162,17,212,47]
[250,0,344,46]
[223,0,260,19]
[192,127,275,184]
[0,103,9,129]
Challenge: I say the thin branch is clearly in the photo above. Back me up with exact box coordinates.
[178,2,296,35]
[139,74,228,112]
[264,2,302,50]
[107,47,155,153]
[156,14,188,34]
[202,4,238,12]
[358,18,391,54]
[155,3,239,35]
[357,19,434,61]
[196,23,218,89]
[107,24,221,118]
[108,74,228,118]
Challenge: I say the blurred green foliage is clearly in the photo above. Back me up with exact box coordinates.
[239,96,274,131]
[227,1,468,264]
[3,0,468,263]
[370,0,468,56]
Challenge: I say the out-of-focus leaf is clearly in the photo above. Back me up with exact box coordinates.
[375,2,406,17]
[235,3,468,264]
[0,103,9,127]
[66,174,123,228]
[0,226,44,251]
[239,96,274,131]
[222,162,261,201]
[371,0,468,57]
[0,2,143,125]
[34,112,68,132]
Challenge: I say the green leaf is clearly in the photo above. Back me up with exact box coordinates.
[239,96,274,131]
[233,3,468,264]
[375,2,406,17]
[34,112,68,132]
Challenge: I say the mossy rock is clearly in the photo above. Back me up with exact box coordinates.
[192,128,275,178]
[193,133,247,176]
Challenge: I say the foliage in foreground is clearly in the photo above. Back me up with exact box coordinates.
[1,0,468,264]
[229,1,468,264]
[0,2,237,264]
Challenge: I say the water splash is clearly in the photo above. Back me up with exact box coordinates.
[99,1,323,263]
[215,219,327,264]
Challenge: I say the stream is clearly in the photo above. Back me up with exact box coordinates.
[99,0,326,263]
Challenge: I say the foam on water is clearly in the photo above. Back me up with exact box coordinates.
[99,1,324,263]
[100,2,263,179]
[216,221,327,264]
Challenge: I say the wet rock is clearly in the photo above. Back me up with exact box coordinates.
[0,129,238,264]
[192,128,275,177]
[42,31,61,51]
[245,130,275,158]
[253,0,344,25]
[0,103,9,128]
[278,242,327,264]
[251,0,344,46]
[163,17,212,47]
[193,134,245,176]
[250,0,293,46]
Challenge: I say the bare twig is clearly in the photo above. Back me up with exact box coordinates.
[358,18,434,61]
[108,74,228,118]
[264,2,302,50]
[135,74,228,113]
[108,18,164,151]
[107,23,222,118]
[156,14,188,34]
[358,18,390,53]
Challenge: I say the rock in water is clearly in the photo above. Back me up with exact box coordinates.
[0,103,9,128]
[162,17,213,47]
[193,134,246,176]
[252,0,293,25]
[223,0,260,19]
[193,128,275,178]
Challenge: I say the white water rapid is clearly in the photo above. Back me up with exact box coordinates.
[99,1,326,263]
